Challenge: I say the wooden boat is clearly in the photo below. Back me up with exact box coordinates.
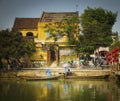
[65,74,109,79]
[24,75,61,81]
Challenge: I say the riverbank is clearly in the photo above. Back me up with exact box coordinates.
[0,68,111,79]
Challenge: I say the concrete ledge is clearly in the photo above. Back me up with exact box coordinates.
[0,68,110,78]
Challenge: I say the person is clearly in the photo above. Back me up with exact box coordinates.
[94,53,100,68]
[79,58,85,67]
[65,67,71,76]
[46,69,52,77]
[69,59,73,67]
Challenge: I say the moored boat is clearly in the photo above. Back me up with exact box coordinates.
[65,74,109,79]
[24,75,61,81]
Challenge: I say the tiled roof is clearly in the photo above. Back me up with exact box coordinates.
[40,11,79,22]
[12,12,79,30]
[12,18,40,30]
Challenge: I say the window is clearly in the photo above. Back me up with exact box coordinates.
[26,32,33,36]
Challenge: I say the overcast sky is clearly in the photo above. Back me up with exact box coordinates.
[0,0,120,34]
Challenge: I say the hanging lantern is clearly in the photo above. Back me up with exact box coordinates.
[112,50,115,53]
[115,53,119,57]
[115,47,119,51]
[110,61,112,64]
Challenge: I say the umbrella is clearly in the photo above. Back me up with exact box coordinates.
[67,59,73,63]
[80,59,84,62]
[63,63,70,68]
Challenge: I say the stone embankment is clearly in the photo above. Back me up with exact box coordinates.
[0,68,110,79]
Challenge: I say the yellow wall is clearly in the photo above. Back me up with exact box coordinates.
[30,48,47,60]
[37,22,69,43]
[17,21,78,62]
[18,29,38,37]
[38,22,47,41]
[16,28,48,61]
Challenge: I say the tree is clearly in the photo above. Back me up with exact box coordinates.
[110,40,120,51]
[44,8,118,55]
[0,29,36,69]
[0,29,15,65]
[44,15,80,53]
[80,7,118,53]
[109,32,120,51]
[44,15,80,41]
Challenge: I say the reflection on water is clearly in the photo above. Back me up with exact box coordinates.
[0,79,120,101]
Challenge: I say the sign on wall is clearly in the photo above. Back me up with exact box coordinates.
[60,48,74,56]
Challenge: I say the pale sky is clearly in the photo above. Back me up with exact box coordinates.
[0,0,120,34]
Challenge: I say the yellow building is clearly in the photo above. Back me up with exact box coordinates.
[12,12,79,66]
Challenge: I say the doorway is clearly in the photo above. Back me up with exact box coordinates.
[50,50,56,61]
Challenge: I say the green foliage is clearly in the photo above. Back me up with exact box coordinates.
[0,29,36,61]
[80,7,117,51]
[110,40,120,51]
[60,15,80,40]
[44,15,80,43]
[79,46,95,53]
[44,7,117,54]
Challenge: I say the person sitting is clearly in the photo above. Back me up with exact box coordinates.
[46,69,52,77]
[65,67,71,76]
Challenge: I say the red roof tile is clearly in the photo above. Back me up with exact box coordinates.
[12,18,40,30]
[40,11,79,22]
[12,12,79,30]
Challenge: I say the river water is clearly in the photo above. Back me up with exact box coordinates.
[0,79,120,101]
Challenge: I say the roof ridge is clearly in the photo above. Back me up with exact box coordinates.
[15,17,40,19]
[40,11,79,22]
[43,11,78,14]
